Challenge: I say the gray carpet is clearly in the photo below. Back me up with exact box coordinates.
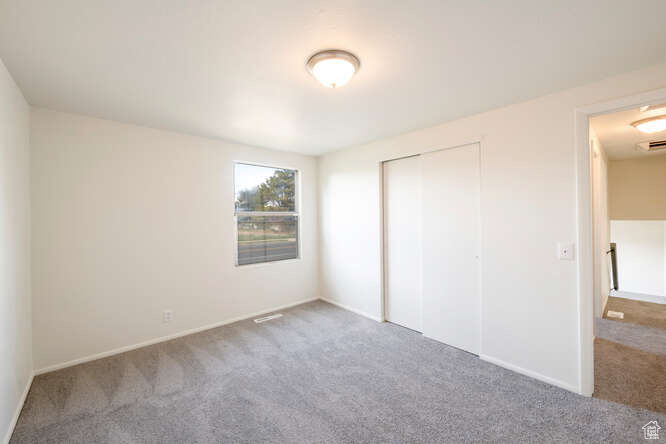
[11,301,666,443]
[596,317,666,356]
[594,337,666,413]
[593,315,666,413]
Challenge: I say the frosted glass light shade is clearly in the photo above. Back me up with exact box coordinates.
[632,115,666,134]
[307,50,360,88]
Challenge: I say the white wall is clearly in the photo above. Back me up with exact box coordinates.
[0,59,32,442]
[610,220,666,297]
[609,155,666,220]
[590,129,610,317]
[318,62,666,393]
[31,109,319,371]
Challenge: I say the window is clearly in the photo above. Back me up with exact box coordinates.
[234,163,299,265]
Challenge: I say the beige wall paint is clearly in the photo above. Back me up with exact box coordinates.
[318,62,666,394]
[0,59,32,443]
[31,109,319,371]
[609,155,666,220]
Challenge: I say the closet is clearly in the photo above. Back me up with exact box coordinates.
[383,143,481,354]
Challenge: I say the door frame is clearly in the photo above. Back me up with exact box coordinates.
[574,87,666,396]
[380,154,423,331]
[379,142,484,354]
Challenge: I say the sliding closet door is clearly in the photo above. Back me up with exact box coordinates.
[421,144,481,354]
[383,155,422,331]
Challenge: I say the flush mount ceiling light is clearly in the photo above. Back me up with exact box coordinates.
[631,115,666,134]
[306,50,360,88]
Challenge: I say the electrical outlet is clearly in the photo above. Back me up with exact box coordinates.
[163,310,173,323]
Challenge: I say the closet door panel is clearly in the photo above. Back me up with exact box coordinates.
[421,144,481,354]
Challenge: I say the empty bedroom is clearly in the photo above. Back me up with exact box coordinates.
[1,1,665,443]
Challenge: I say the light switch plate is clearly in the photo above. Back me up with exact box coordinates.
[558,242,575,261]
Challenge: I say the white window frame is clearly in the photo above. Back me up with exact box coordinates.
[233,161,301,267]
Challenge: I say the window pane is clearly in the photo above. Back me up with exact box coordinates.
[237,215,298,265]
[235,163,296,212]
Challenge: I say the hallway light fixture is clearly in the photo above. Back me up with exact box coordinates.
[306,50,360,88]
[631,115,666,134]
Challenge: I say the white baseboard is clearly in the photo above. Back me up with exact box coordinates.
[610,290,666,305]
[480,354,579,394]
[3,372,34,444]
[319,297,382,322]
[35,297,318,375]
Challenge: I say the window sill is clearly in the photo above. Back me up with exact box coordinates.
[234,257,302,269]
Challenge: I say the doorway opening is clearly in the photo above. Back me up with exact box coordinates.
[588,103,666,413]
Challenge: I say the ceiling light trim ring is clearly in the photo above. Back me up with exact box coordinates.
[306,49,360,73]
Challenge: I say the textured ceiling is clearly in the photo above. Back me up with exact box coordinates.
[1,0,666,155]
